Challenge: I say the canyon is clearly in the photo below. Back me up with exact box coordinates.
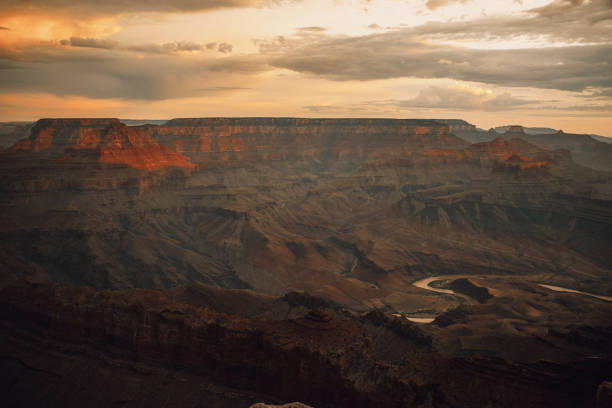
[1,118,611,407]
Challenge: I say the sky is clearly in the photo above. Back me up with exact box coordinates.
[0,0,610,134]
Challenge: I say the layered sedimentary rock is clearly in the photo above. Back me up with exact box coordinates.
[9,118,195,171]
[449,123,612,172]
[2,279,611,408]
[421,137,571,175]
[1,117,611,307]
[147,118,466,162]
[435,119,477,133]
[2,117,611,407]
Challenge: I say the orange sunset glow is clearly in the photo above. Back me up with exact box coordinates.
[1,0,611,135]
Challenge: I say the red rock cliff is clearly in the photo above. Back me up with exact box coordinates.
[9,119,194,171]
[145,118,467,162]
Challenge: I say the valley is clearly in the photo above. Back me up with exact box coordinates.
[0,117,611,407]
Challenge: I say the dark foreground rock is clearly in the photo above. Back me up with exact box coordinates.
[2,280,612,408]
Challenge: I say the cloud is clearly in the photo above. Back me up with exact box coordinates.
[0,0,270,17]
[529,0,612,21]
[124,41,204,54]
[196,86,252,92]
[413,0,612,44]
[57,37,232,54]
[0,44,268,100]
[60,37,119,50]
[425,0,470,10]
[397,84,536,111]
[0,26,10,30]
[217,43,233,53]
[264,30,612,94]
[304,104,369,114]
[298,26,327,32]
[579,87,612,100]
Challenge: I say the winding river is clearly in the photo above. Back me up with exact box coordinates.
[404,275,612,324]
[537,284,612,302]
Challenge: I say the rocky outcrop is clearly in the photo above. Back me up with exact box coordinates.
[8,118,195,171]
[421,136,569,175]
[362,310,432,347]
[449,278,492,303]
[291,309,338,330]
[435,119,477,132]
[0,280,378,407]
[433,306,471,327]
[499,128,612,172]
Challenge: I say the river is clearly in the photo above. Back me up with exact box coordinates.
[404,275,612,323]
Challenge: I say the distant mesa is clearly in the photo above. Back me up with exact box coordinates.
[292,309,338,330]
[422,135,561,174]
[7,118,195,171]
[504,125,526,135]
[435,119,477,132]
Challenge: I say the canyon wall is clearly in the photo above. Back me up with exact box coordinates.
[2,280,611,408]
[1,118,611,307]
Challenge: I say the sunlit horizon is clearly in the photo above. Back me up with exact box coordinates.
[1,0,611,135]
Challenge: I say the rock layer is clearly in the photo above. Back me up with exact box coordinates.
[2,280,612,408]
[9,118,194,171]
[1,117,611,308]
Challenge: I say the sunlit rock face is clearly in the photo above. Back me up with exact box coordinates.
[9,119,195,171]
[146,118,467,164]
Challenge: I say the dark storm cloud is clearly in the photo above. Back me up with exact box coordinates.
[0,46,267,100]
[0,0,269,16]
